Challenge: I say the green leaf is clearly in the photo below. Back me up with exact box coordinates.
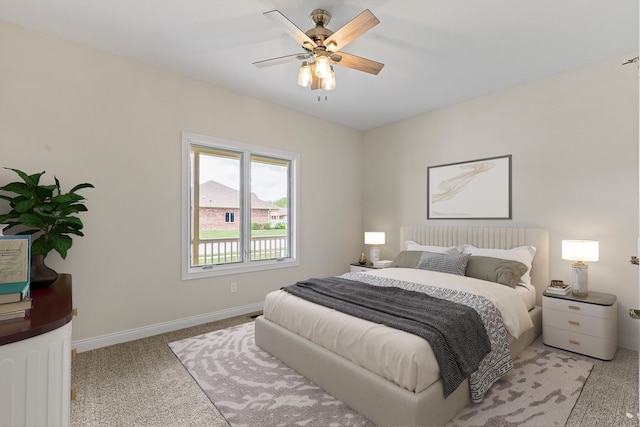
[59,204,87,216]
[0,182,31,196]
[18,212,47,229]
[24,171,45,187]
[69,183,95,193]
[51,193,84,204]
[50,234,72,259]
[7,168,33,183]
[14,199,36,213]
[31,235,53,256]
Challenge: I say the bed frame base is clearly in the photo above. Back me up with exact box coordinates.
[256,307,541,426]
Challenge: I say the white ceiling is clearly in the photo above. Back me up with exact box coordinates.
[1,1,638,131]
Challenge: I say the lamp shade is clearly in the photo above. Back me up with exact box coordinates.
[321,67,336,90]
[314,52,331,78]
[562,240,599,262]
[364,232,385,245]
[297,62,312,87]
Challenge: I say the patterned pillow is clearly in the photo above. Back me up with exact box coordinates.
[416,252,472,276]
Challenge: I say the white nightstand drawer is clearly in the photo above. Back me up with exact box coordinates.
[543,308,616,338]
[543,327,617,360]
[350,265,373,273]
[543,296,616,319]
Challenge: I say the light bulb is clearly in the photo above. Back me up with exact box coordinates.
[314,53,331,79]
[321,67,336,90]
[297,62,312,87]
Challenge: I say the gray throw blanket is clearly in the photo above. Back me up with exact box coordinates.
[283,276,491,397]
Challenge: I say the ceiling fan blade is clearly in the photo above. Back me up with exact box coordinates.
[253,52,311,68]
[331,52,384,75]
[324,9,379,51]
[264,10,317,50]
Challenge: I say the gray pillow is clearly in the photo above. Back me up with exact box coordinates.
[465,256,528,288]
[389,251,426,268]
[416,252,471,276]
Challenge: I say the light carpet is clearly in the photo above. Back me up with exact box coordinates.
[168,322,372,426]
[169,322,593,427]
[448,346,593,427]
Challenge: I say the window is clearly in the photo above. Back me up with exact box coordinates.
[182,132,299,279]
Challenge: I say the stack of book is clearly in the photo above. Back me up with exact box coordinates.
[0,282,32,320]
[545,281,571,296]
[0,234,32,321]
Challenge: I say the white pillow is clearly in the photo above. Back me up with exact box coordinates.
[405,241,461,254]
[462,245,537,287]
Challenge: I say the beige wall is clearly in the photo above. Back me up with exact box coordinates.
[2,20,639,351]
[364,52,639,350]
[0,21,363,343]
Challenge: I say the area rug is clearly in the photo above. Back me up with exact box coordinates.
[169,322,593,427]
[168,322,373,426]
[447,346,593,427]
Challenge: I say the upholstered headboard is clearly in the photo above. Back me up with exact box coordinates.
[399,226,549,306]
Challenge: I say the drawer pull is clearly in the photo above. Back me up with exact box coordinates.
[568,305,581,311]
[569,339,580,346]
[568,320,580,326]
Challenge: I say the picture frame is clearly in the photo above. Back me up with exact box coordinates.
[0,234,31,286]
[427,154,512,219]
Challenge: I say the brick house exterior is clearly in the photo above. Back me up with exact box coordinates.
[198,180,280,231]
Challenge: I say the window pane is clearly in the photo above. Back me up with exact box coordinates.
[191,147,242,267]
[250,155,290,261]
[183,131,299,279]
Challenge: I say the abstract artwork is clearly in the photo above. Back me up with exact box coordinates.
[427,155,511,219]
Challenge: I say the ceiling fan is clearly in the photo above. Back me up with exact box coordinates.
[253,8,384,91]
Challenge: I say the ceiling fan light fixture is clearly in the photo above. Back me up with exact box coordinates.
[297,61,312,87]
[314,50,331,78]
[321,66,336,90]
[256,8,383,92]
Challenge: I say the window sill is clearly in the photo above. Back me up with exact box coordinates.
[182,257,300,280]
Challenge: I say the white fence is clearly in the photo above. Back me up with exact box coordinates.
[197,236,288,264]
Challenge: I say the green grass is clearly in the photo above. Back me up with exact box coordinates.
[199,229,286,239]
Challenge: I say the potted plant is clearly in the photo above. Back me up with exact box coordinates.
[0,168,94,288]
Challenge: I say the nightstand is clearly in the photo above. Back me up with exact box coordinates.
[542,290,617,360]
[350,263,378,273]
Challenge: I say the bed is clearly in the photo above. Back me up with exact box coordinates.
[255,226,549,426]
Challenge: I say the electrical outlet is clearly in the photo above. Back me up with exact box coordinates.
[230,282,237,293]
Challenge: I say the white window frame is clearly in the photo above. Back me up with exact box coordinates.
[181,131,300,279]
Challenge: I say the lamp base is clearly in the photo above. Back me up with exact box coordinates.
[571,262,589,296]
[370,247,380,263]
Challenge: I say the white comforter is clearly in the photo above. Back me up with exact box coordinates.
[263,268,534,394]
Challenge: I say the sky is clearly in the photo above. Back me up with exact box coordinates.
[200,155,287,202]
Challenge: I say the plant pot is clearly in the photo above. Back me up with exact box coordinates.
[30,254,59,289]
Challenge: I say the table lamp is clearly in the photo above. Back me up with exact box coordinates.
[364,232,385,263]
[561,240,599,296]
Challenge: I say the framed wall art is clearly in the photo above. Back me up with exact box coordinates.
[427,154,512,219]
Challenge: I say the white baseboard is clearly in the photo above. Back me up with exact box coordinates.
[618,334,640,352]
[72,302,264,353]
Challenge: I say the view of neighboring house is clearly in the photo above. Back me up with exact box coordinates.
[197,180,283,231]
